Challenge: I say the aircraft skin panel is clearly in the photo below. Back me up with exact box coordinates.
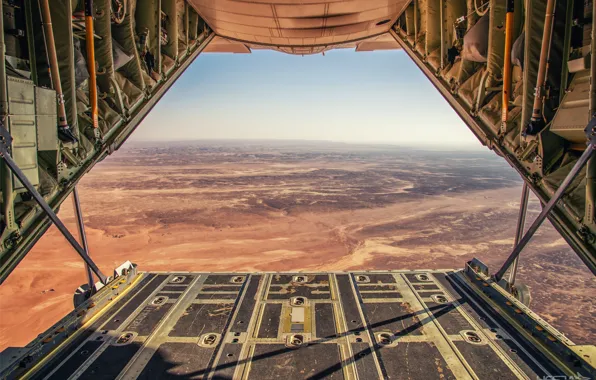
[189,0,410,52]
[1,0,595,281]
[387,29,596,275]
[3,269,592,379]
[387,1,596,275]
[0,0,215,284]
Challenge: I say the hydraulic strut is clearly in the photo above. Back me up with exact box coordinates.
[501,0,515,129]
[525,0,557,135]
[85,0,99,128]
[72,187,95,290]
[507,182,529,286]
[39,0,78,143]
[495,140,595,281]
[0,125,107,284]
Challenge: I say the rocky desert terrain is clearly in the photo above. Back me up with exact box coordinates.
[0,140,594,349]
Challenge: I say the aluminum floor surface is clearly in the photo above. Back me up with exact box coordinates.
[24,271,570,379]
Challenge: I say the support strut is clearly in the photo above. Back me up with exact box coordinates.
[495,144,595,281]
[585,0,596,227]
[72,187,95,289]
[0,128,107,284]
[525,0,557,135]
[39,0,78,143]
[507,182,529,286]
[0,0,15,233]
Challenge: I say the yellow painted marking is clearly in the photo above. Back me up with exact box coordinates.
[21,274,144,379]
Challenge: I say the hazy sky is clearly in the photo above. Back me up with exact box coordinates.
[133,49,482,148]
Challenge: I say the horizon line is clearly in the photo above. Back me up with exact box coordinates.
[126,137,486,151]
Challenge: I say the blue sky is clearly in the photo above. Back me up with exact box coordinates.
[133,49,482,149]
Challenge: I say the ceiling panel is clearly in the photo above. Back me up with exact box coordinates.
[189,0,409,53]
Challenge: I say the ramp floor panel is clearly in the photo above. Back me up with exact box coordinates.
[21,271,569,379]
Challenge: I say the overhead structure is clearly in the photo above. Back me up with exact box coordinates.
[1,0,594,283]
[387,0,596,279]
[195,0,408,54]
[0,0,214,283]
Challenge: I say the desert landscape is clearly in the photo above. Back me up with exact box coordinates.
[0,140,594,350]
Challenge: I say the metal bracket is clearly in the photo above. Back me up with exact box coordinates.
[507,182,530,286]
[0,124,108,284]
[494,143,595,281]
[72,186,95,290]
[0,123,13,149]
[584,116,596,145]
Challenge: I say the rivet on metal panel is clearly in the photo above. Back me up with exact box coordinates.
[115,332,137,345]
[198,333,221,347]
[355,275,370,283]
[151,296,168,306]
[292,275,308,283]
[287,334,304,348]
[377,332,393,345]
[291,296,306,306]
[432,294,449,304]
[170,276,185,284]
[230,276,245,284]
[462,330,484,345]
[203,334,217,345]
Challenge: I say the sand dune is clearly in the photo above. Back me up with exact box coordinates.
[0,141,593,350]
